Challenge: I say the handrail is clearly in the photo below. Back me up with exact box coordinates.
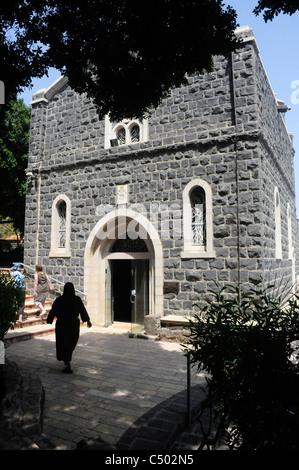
[21,263,87,297]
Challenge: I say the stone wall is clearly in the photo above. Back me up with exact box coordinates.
[253,31,298,292]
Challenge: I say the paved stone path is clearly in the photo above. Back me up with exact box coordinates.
[4,325,206,450]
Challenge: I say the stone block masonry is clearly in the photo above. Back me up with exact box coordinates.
[23,26,299,323]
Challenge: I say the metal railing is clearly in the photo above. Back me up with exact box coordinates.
[21,263,87,297]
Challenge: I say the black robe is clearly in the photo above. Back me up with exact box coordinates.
[47,295,90,363]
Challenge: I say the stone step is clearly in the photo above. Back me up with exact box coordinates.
[24,296,51,311]
[17,302,52,327]
[16,314,49,329]
[5,294,54,342]
[22,303,51,319]
[159,315,192,342]
[4,323,55,344]
[160,315,191,327]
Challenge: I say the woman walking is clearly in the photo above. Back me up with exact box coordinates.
[33,264,52,316]
[46,282,92,373]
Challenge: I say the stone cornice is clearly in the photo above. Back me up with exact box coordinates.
[30,76,68,105]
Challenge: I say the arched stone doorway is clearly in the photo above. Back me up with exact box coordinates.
[84,208,163,326]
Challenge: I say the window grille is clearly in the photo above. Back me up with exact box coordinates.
[117,127,126,145]
[130,125,140,143]
[274,188,282,259]
[105,116,148,149]
[58,201,66,248]
[111,236,148,253]
[190,187,206,246]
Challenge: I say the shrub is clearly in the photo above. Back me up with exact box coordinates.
[184,283,299,450]
[0,272,23,341]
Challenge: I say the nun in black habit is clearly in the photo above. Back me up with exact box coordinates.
[46,282,92,373]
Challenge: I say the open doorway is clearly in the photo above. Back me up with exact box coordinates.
[111,259,149,325]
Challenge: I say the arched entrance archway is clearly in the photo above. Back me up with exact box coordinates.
[84,208,164,326]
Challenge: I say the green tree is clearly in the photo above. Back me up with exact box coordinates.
[0,272,23,341]
[1,2,298,119]
[185,284,299,450]
[0,271,23,401]
[254,0,299,21]
[0,2,48,103]
[0,98,31,235]
[1,0,239,121]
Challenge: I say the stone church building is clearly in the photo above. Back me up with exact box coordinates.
[23,26,299,328]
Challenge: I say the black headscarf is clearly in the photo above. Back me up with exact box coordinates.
[59,282,77,314]
[63,282,76,299]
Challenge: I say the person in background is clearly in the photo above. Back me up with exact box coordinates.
[11,262,25,322]
[33,264,51,317]
[46,282,92,374]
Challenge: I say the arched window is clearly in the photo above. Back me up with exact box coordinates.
[274,188,282,259]
[58,200,67,248]
[104,116,148,149]
[130,124,140,143]
[287,203,293,260]
[116,126,126,145]
[287,204,296,292]
[50,195,71,257]
[190,186,206,246]
[181,179,215,259]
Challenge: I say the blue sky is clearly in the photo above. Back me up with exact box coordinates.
[20,1,299,217]
[224,1,299,218]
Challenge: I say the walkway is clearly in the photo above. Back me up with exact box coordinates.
[4,324,207,450]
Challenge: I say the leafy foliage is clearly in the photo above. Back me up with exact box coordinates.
[1,0,240,121]
[185,283,299,450]
[254,0,299,21]
[0,98,31,235]
[0,2,48,102]
[1,2,298,119]
[0,272,23,341]
[0,219,17,239]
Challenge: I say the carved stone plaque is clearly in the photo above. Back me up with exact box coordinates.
[116,185,129,205]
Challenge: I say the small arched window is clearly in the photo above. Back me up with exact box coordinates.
[287,203,293,260]
[130,124,140,143]
[58,200,67,248]
[50,195,71,258]
[274,187,282,259]
[190,186,206,246]
[104,116,148,149]
[116,126,126,145]
[181,179,215,259]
